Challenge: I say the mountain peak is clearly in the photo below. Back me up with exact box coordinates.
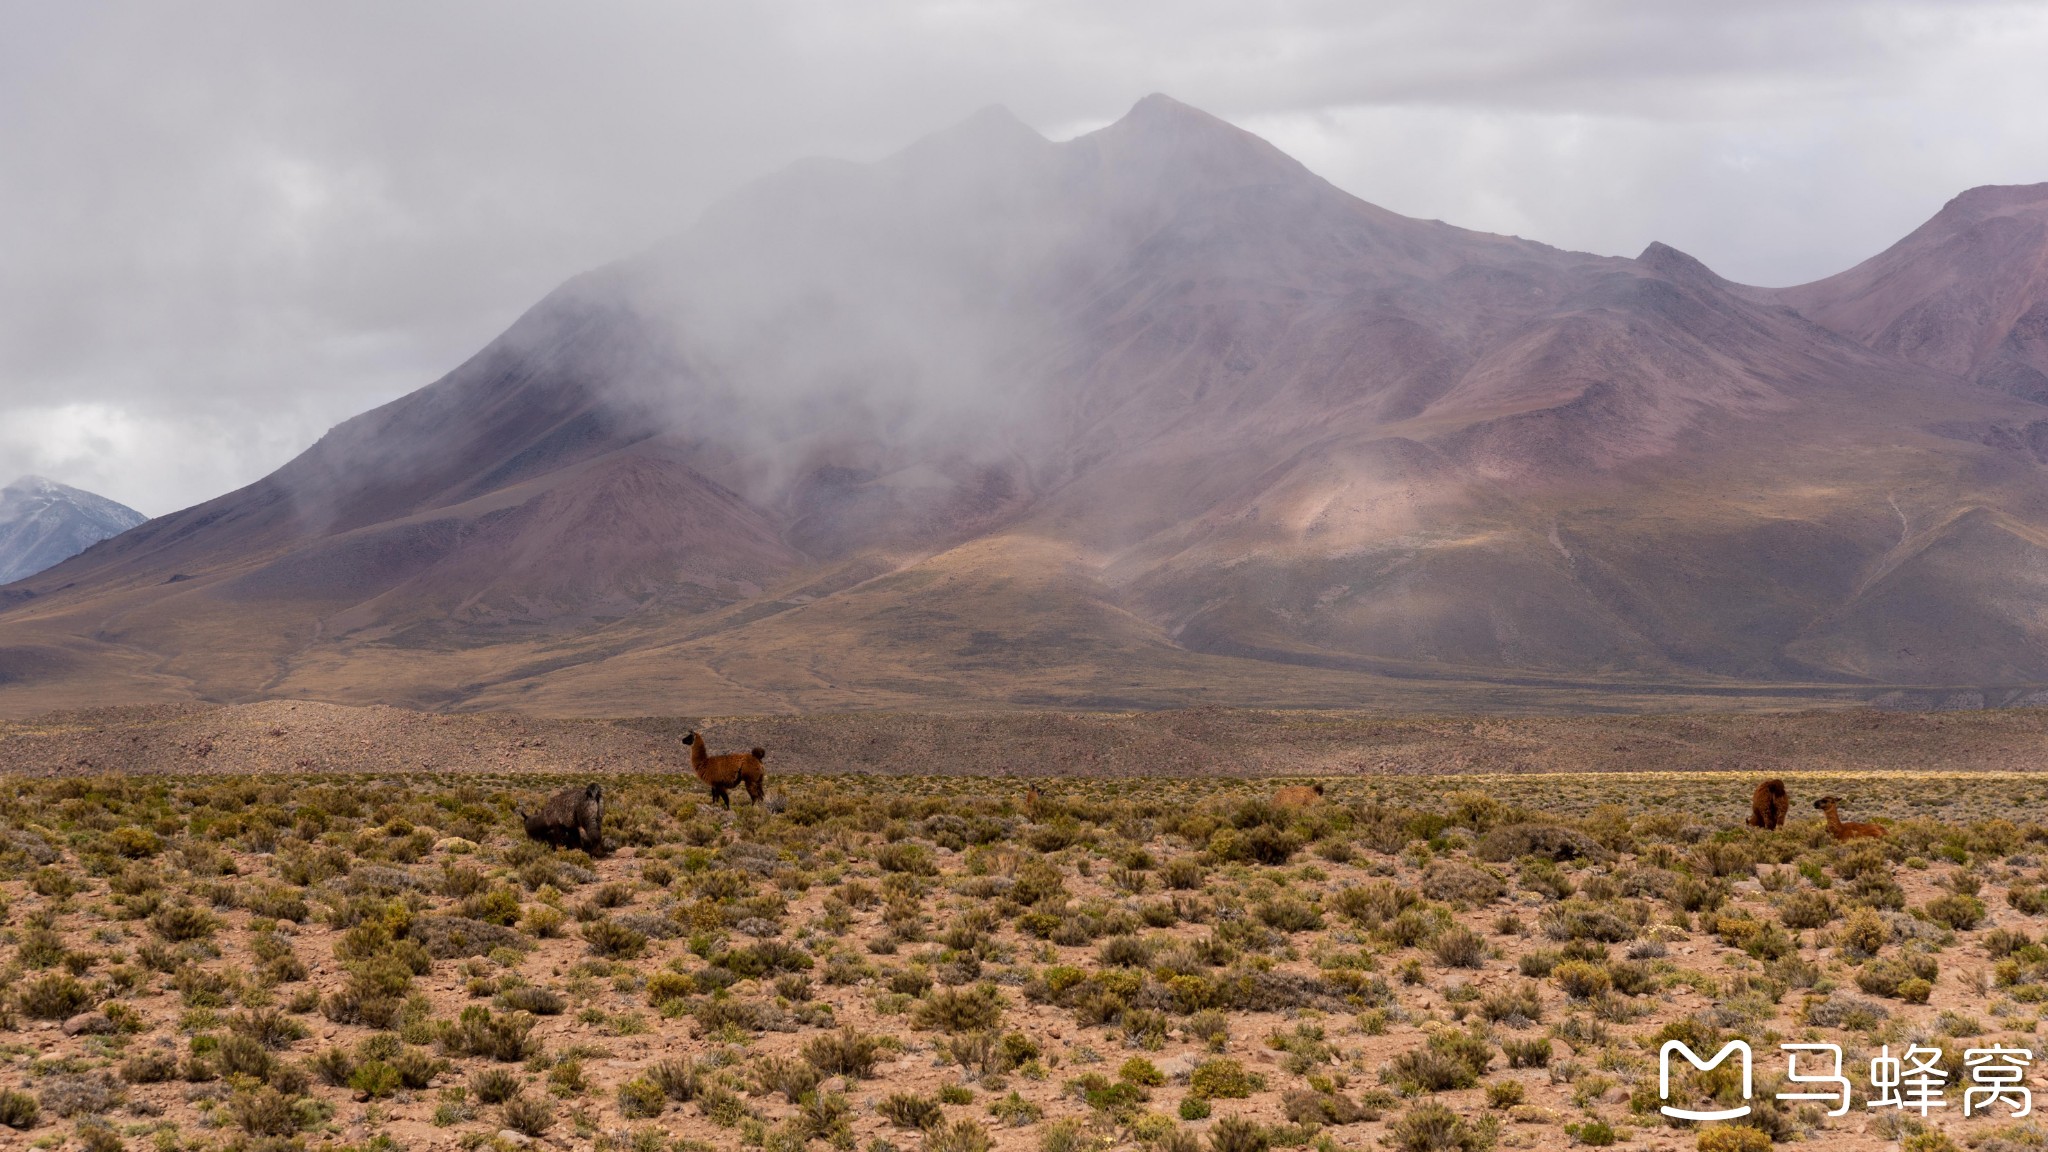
[1076,92,1314,193]
[884,102,1052,182]
[1637,240,1710,273]
[955,103,1037,137]
[1943,181,2048,218]
[0,475,147,585]
[1110,92,1252,141]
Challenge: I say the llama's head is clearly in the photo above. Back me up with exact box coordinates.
[1813,796,1840,810]
[585,784,603,802]
[1312,783,1325,796]
[682,732,698,746]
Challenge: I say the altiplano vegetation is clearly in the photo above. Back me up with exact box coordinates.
[2,769,2047,1152]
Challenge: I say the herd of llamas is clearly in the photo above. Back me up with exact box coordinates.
[517,733,1884,853]
[518,729,765,851]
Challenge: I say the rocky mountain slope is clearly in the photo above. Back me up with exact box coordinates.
[4,97,2048,716]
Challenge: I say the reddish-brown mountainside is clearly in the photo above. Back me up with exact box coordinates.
[4,96,2048,715]
[1779,183,2048,399]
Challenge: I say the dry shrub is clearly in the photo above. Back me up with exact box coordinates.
[803,1027,884,1078]
[1421,861,1506,904]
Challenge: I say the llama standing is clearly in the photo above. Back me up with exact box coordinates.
[685,731,766,809]
[1747,779,1790,830]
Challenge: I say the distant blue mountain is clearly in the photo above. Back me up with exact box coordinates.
[0,475,147,585]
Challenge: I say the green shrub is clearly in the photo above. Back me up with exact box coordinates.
[755,1055,822,1105]
[151,903,219,942]
[803,1027,884,1077]
[498,985,566,1015]
[350,1060,402,1099]
[1189,1058,1263,1100]
[881,1092,944,1130]
[1553,960,1610,1000]
[1383,1101,1492,1152]
[1207,1116,1269,1152]
[17,972,93,1020]
[120,1049,179,1084]
[617,1075,666,1119]
[915,983,1005,1032]
[1432,925,1489,968]
[2009,885,2048,915]
[1421,861,1506,904]
[1384,1028,1492,1093]
[1855,953,1939,1002]
[1696,1126,1772,1152]
[1478,983,1543,1026]
[0,1090,37,1129]
[1777,890,1836,930]
[230,1086,305,1137]
[502,1092,556,1137]
[1502,1037,1552,1069]
[1925,893,1986,931]
[470,1067,521,1105]
[987,1090,1043,1127]
[581,918,648,959]
[1567,1118,1617,1146]
[878,843,938,875]
[438,1007,537,1061]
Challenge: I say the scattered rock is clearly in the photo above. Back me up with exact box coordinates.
[62,1012,114,1036]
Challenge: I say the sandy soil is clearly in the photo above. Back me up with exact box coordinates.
[6,700,2048,781]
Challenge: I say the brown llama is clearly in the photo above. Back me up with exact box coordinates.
[684,731,766,809]
[517,783,604,852]
[1747,779,1790,830]
[1273,783,1325,808]
[1814,795,1885,841]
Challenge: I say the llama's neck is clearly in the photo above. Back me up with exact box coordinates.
[1821,805,1845,833]
[690,739,709,772]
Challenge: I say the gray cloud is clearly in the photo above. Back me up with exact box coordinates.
[3,0,2045,514]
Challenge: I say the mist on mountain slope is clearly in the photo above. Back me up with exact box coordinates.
[8,95,2048,713]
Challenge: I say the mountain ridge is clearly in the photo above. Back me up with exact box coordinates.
[3,97,2047,716]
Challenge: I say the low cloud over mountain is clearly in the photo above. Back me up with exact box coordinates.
[6,97,2048,715]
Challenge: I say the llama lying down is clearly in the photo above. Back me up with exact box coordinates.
[517,783,604,852]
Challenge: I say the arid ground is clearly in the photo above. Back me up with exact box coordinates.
[4,707,2048,1152]
[8,701,2048,779]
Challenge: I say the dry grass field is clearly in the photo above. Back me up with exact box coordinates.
[4,757,2048,1152]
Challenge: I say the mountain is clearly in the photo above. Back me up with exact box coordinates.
[1779,183,2048,400]
[0,476,146,585]
[5,96,2048,716]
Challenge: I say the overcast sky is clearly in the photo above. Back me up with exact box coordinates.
[5,1,2047,516]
